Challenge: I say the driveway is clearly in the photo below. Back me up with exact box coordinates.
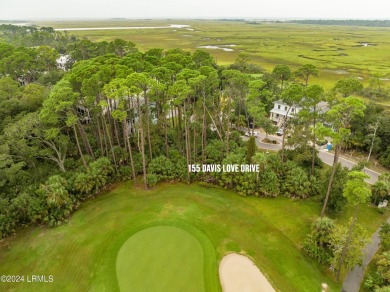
[318,151,380,184]
[242,129,379,184]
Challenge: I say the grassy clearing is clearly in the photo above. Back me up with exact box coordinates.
[34,19,390,90]
[0,182,387,291]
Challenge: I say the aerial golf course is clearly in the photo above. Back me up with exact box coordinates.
[1,11,390,292]
[0,182,386,291]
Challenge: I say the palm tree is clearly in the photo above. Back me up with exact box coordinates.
[313,217,335,248]
[43,175,70,208]
[74,173,95,196]
[372,173,390,205]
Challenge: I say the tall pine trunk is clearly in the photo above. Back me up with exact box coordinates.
[100,115,109,157]
[321,144,341,218]
[281,128,287,163]
[95,115,105,156]
[170,103,175,127]
[137,95,148,189]
[202,93,206,162]
[122,121,136,185]
[184,102,191,182]
[113,119,121,148]
[193,123,196,164]
[311,107,317,177]
[226,95,231,154]
[164,114,169,157]
[102,114,118,171]
[77,119,95,160]
[280,108,292,164]
[311,132,316,177]
[73,124,87,169]
[143,92,153,160]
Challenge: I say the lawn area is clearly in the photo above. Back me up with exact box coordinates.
[0,182,387,291]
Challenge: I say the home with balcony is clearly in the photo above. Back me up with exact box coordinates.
[269,100,329,127]
[269,100,301,127]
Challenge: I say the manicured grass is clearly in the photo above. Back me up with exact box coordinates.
[116,225,211,292]
[0,182,387,291]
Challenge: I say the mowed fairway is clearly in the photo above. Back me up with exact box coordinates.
[0,182,387,291]
[116,226,207,292]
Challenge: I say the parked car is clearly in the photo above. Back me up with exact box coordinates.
[245,131,258,137]
[316,139,328,146]
[276,128,291,137]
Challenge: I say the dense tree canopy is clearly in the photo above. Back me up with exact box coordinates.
[0,25,389,287]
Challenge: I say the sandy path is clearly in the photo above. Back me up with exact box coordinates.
[219,253,275,292]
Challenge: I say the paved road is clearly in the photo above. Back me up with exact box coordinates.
[342,218,390,292]
[318,151,380,185]
[243,128,384,291]
[242,129,379,184]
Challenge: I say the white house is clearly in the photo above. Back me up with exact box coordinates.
[270,100,329,127]
[56,54,70,71]
[270,100,301,126]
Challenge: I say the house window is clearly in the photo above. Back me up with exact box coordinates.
[276,114,279,118]
[278,105,281,109]
[291,108,295,112]
[285,106,287,111]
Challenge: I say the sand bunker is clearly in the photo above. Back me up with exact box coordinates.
[219,253,275,292]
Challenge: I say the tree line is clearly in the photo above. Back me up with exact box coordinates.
[289,20,390,27]
[0,24,389,284]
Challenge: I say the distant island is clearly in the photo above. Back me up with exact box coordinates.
[288,19,390,27]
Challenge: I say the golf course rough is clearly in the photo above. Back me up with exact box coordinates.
[116,225,208,292]
[5,182,381,291]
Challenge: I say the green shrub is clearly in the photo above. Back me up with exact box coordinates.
[320,164,349,213]
[258,170,280,197]
[283,166,311,198]
[303,217,335,264]
[379,147,390,168]
[39,175,74,226]
[205,139,226,163]
[246,136,257,163]
[118,166,132,180]
[148,156,175,181]
[11,192,44,225]
[146,173,159,188]
[73,172,95,198]
[0,198,16,238]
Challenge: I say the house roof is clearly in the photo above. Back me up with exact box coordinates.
[273,99,301,109]
[316,101,330,112]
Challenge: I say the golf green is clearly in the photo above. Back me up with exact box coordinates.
[116,225,207,292]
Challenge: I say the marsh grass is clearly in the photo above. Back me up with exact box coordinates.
[34,20,390,90]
